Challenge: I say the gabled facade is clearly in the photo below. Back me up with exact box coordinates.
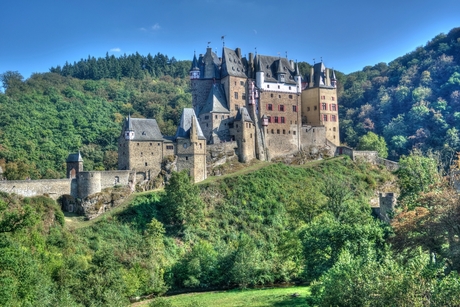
[118,109,206,183]
[189,45,339,163]
[117,45,340,184]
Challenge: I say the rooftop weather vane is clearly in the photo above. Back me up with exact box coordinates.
[207,41,211,48]
[221,35,226,47]
[285,51,288,58]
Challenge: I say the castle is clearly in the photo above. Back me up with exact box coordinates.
[117,46,340,183]
[0,45,341,202]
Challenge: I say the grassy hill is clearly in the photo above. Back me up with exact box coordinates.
[0,157,396,306]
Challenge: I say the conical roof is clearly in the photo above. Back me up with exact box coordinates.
[175,108,206,140]
[199,84,229,114]
[235,107,253,123]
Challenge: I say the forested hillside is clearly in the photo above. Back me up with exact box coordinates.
[0,72,191,179]
[0,158,393,306]
[2,156,460,306]
[340,27,460,163]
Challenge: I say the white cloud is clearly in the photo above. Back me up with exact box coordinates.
[110,48,121,52]
[253,29,257,35]
[139,27,147,31]
[152,23,161,31]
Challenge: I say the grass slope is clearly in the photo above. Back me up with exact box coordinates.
[136,286,310,307]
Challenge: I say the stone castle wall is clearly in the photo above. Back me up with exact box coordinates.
[299,125,326,149]
[0,179,71,200]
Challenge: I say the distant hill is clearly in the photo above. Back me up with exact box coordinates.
[339,27,460,163]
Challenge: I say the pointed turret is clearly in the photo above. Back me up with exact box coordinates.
[190,52,200,80]
[175,108,205,140]
[124,114,135,140]
[331,69,337,88]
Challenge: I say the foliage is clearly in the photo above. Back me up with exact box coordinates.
[356,131,388,158]
[160,171,204,232]
[340,27,460,162]
[310,249,460,307]
[50,52,192,80]
[0,72,191,178]
[396,150,441,207]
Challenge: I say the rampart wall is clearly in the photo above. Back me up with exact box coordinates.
[0,179,70,200]
[336,146,399,170]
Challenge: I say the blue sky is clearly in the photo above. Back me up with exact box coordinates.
[1,0,459,81]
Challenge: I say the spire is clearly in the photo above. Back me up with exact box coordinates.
[255,55,261,72]
[190,51,199,71]
[331,69,337,88]
[277,59,284,74]
[124,114,135,140]
[127,114,133,130]
[294,61,300,76]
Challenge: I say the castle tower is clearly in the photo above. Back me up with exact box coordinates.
[66,151,83,179]
[301,62,340,146]
[190,48,221,116]
[118,116,166,179]
[175,108,207,182]
[197,83,231,144]
[231,107,256,162]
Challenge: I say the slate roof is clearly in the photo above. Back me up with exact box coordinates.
[123,117,165,141]
[256,55,297,85]
[312,62,326,87]
[190,53,199,71]
[221,47,248,78]
[175,108,206,140]
[66,152,83,162]
[199,48,221,79]
[235,107,253,123]
[199,83,229,114]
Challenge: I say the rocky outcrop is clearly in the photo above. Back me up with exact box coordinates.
[60,186,132,220]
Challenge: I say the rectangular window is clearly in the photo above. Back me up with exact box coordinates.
[292,105,297,112]
[331,96,335,101]
[321,95,326,100]
[314,106,317,110]
[234,92,238,99]
[279,105,285,111]
[322,114,328,122]
[281,117,285,124]
[331,104,337,111]
[274,116,279,123]
[277,129,280,134]
[283,129,286,134]
[240,81,244,85]
[321,103,327,110]
[235,104,239,111]
[267,104,273,111]
[331,115,337,122]
[289,95,293,99]
[242,93,246,100]
[166,145,174,150]
[267,116,272,123]
[293,130,296,135]
[204,115,209,120]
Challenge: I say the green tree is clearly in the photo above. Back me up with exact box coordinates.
[356,131,388,158]
[161,171,204,231]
